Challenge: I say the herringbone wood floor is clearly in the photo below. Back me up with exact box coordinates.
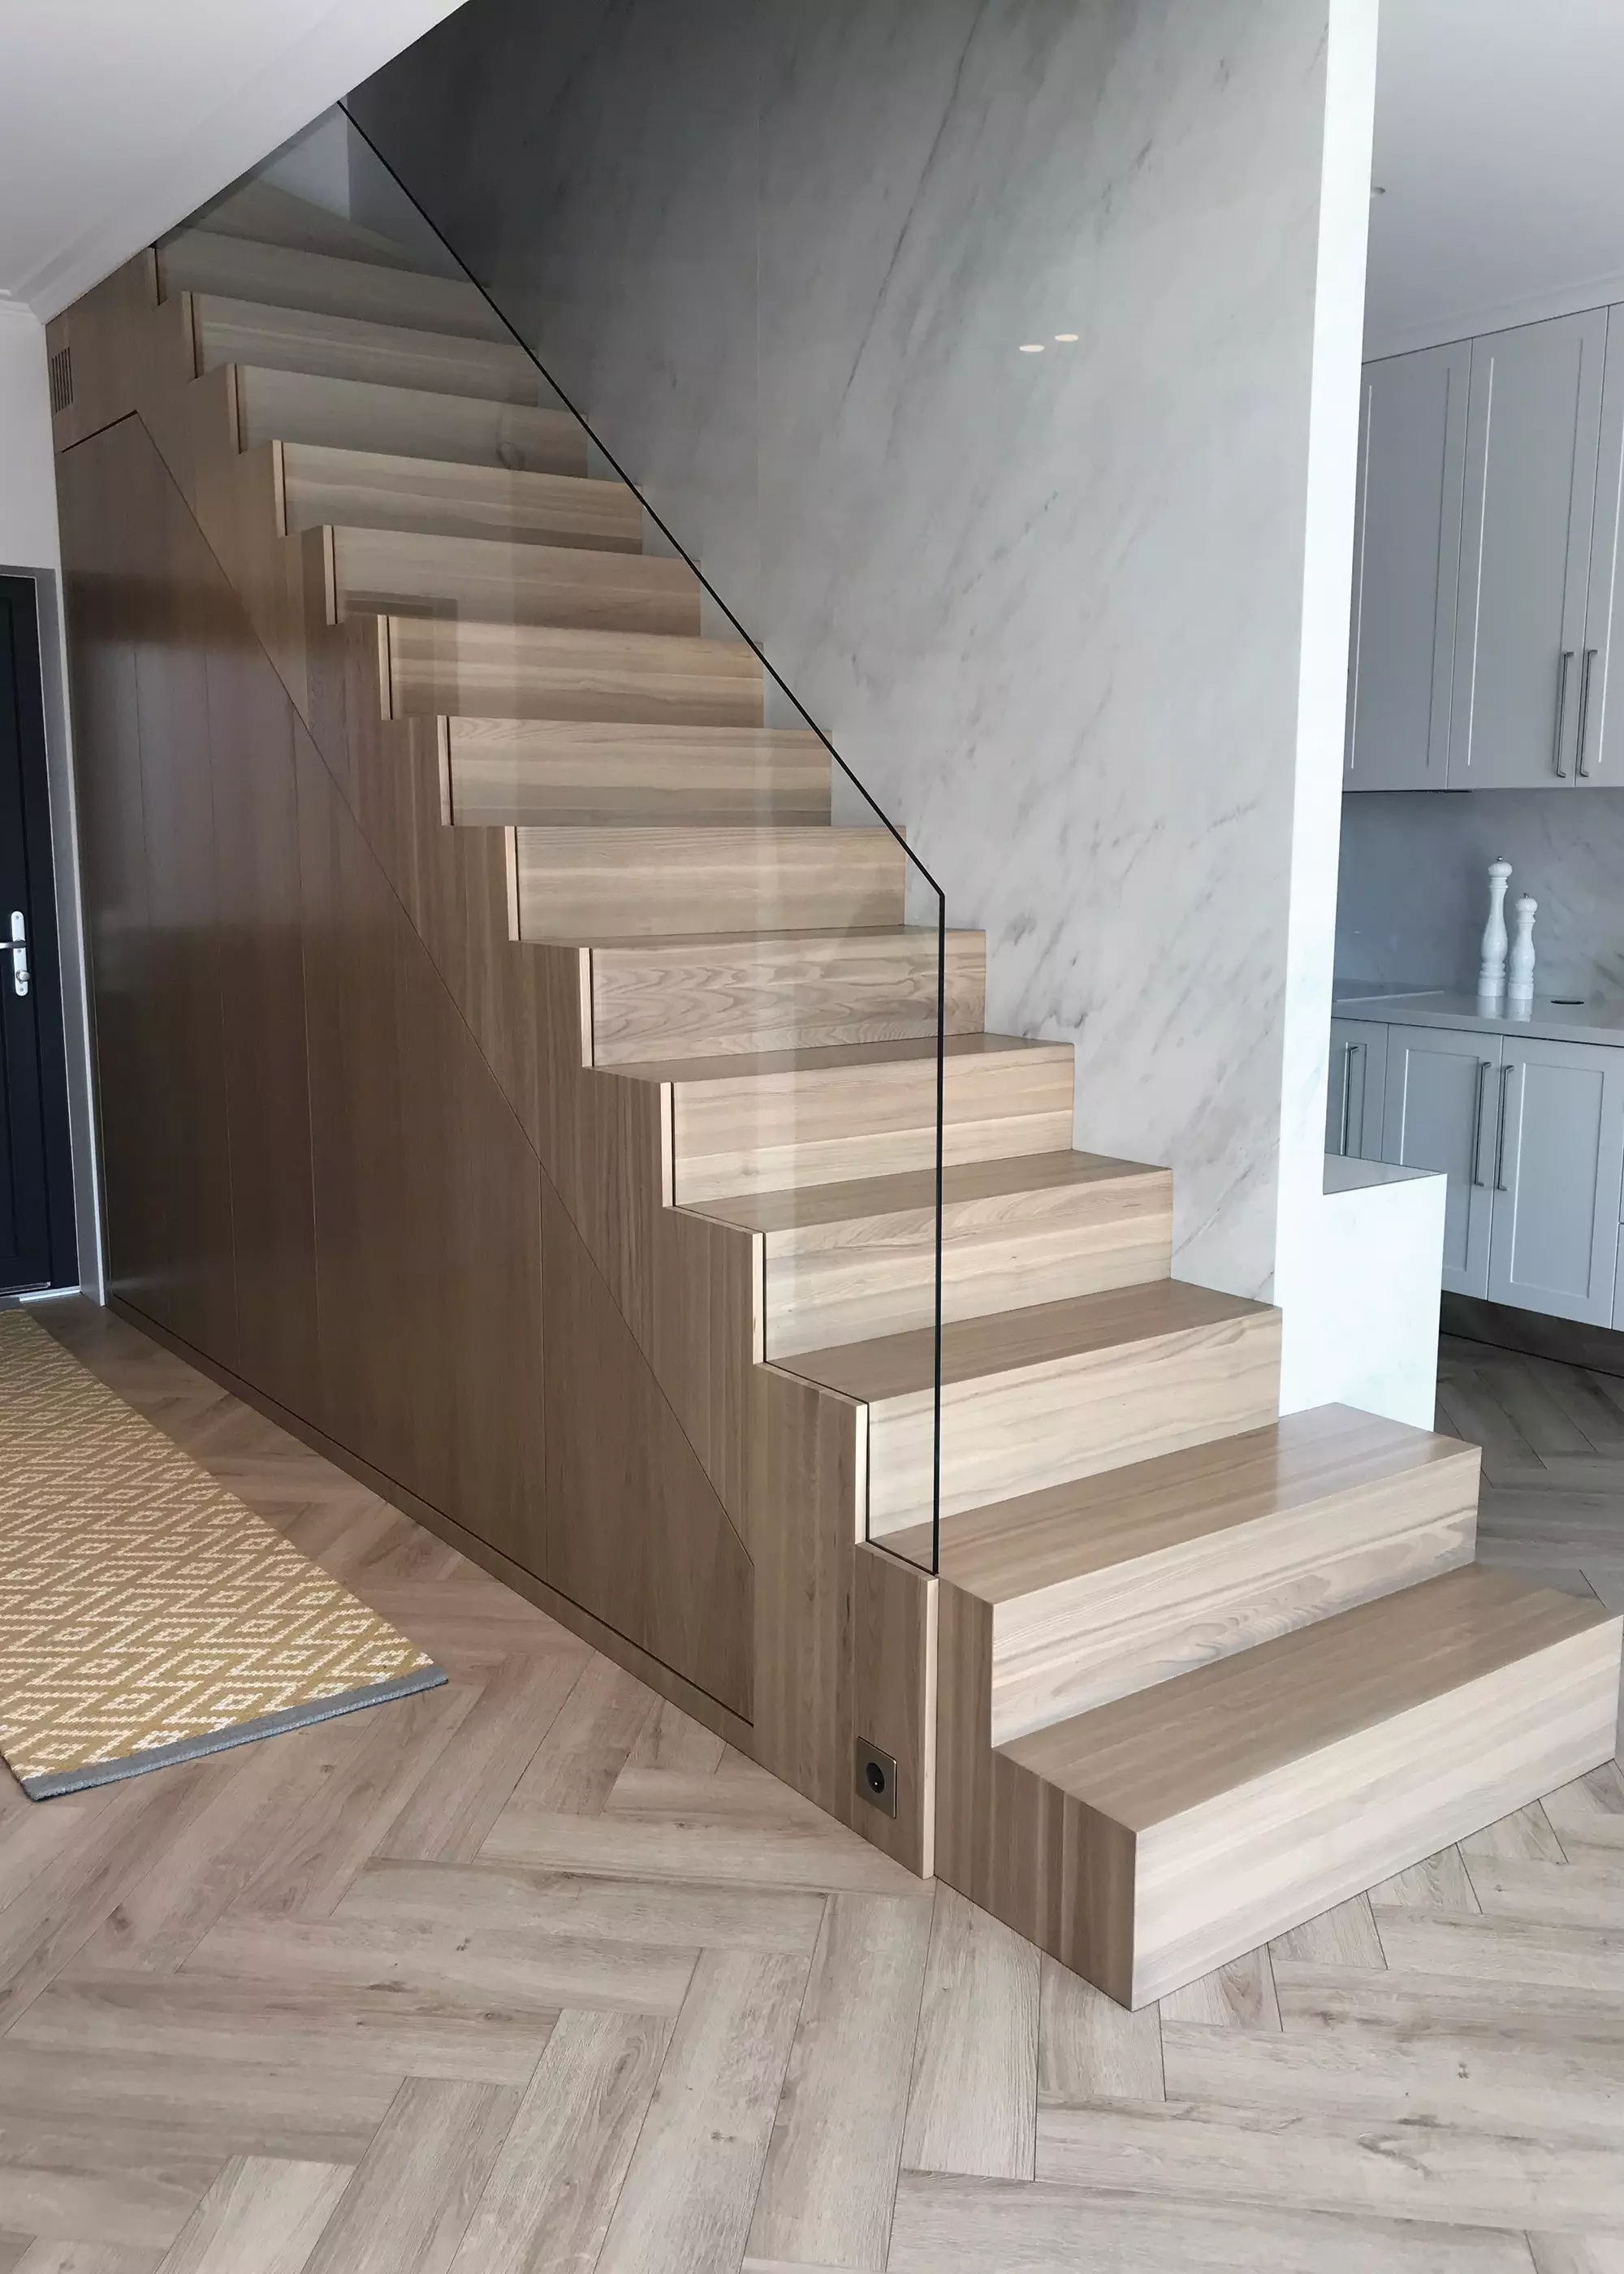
[1,1304,1621,2272]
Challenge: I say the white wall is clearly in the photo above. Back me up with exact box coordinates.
[0,304,102,1296]
[356,0,1369,1314]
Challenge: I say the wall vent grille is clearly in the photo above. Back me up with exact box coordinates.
[48,345,73,415]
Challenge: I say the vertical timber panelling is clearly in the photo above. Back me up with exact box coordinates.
[205,574,322,1423]
[540,1178,753,1722]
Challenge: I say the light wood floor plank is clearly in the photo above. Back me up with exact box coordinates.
[448,2010,672,2274]
[1036,2095,1624,2228]
[1465,1853,1624,1929]
[1270,1894,1387,1970]
[1371,1907,1624,1995]
[1158,1948,1281,2034]
[1462,1803,1569,1865]
[888,2172,1539,2272]
[901,1887,1039,2181]
[11,1970,556,2087]
[0,2159,214,2256]
[495,1657,659,1817]
[11,2244,162,2273]
[1541,1763,1624,1853]
[152,2156,352,2274]
[1528,2237,1624,2272]
[1272,1961,1624,2047]
[594,1949,810,2274]
[1039,1952,1167,2098]
[746,1891,933,2269]
[374,1652,590,1863]
[185,1909,697,2017]
[1367,1845,1481,1914]
[300,2078,519,2274]
[337,1857,824,1954]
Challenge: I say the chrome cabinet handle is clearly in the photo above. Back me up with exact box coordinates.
[1470,1057,1490,1187]
[1338,1040,1359,1156]
[1576,646,1599,777]
[1494,1061,1515,1192]
[8,911,26,1000]
[1553,650,1575,776]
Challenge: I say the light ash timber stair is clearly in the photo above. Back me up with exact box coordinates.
[119,201,1622,2009]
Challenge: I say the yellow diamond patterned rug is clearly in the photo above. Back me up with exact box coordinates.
[0,1308,444,1800]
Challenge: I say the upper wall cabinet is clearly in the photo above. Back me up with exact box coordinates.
[1447,311,1607,789]
[1345,344,1468,789]
[1346,306,1624,791]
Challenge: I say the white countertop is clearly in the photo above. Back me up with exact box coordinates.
[1332,987,1624,1048]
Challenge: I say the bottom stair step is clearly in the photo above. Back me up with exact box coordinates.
[937,1563,1622,2008]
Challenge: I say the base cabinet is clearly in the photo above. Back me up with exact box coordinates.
[1488,1038,1624,1325]
[1358,1016,1624,1325]
[1327,1018,1388,1160]
[1380,1027,1499,1299]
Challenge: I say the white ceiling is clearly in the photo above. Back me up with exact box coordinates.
[0,0,465,320]
[1367,0,1624,357]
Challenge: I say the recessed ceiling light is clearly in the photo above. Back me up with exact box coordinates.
[1019,343,1044,353]
[1054,333,1078,343]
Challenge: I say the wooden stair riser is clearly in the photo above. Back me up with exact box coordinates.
[332,525,700,636]
[195,294,540,402]
[511,827,905,943]
[236,366,588,475]
[588,930,983,1065]
[862,1305,1282,1537]
[189,179,435,271]
[447,718,830,828]
[282,443,642,552]
[666,1044,1075,1204]
[985,1448,1480,1742]
[757,1163,1171,1359]
[1128,1620,1621,2003]
[385,616,765,728]
[160,231,505,341]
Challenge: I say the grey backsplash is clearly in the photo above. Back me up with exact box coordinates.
[1336,789,1624,1002]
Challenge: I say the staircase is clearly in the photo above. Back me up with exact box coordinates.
[52,190,1622,2011]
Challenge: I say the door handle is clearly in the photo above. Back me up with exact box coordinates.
[1470,1057,1490,1186]
[1494,1061,1516,1191]
[1576,646,1599,777]
[8,911,26,999]
[1553,649,1575,776]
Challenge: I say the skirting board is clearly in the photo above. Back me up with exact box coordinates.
[1440,1294,1624,1382]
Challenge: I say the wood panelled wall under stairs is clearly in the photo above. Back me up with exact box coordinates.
[46,198,1624,2009]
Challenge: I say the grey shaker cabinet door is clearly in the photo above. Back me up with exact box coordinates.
[1579,302,1624,785]
[1345,345,1469,789]
[1487,1038,1624,1325]
[1448,311,1608,789]
[1380,1026,1499,1299]
[1327,1019,1388,1159]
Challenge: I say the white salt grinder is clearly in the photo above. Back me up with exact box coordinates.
[1506,894,1537,1017]
[1478,859,1512,1009]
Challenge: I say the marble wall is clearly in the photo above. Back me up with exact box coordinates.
[1337,788,1624,1002]
[353,0,1362,1305]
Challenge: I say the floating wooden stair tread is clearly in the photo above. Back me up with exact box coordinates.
[282,444,641,551]
[985,1565,1622,2004]
[689,1147,1164,1236]
[385,616,765,727]
[785,1278,1274,1400]
[445,718,830,827]
[236,367,587,475]
[511,826,905,943]
[918,1406,1479,1744]
[585,925,983,1062]
[935,1403,1479,1602]
[194,295,541,402]
[192,179,430,270]
[784,1281,1281,1533]
[162,229,505,339]
[611,1032,1075,1205]
[332,525,700,635]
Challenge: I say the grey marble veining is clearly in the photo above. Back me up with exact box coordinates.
[1336,787,1624,1003]
[353,0,1337,1299]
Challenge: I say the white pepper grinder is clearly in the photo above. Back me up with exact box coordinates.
[1478,859,1512,1009]
[1506,894,1537,1018]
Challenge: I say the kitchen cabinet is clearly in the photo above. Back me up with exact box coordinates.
[1327,1018,1388,1159]
[1486,1036,1624,1325]
[1344,344,1468,790]
[1380,1025,1499,1298]
[1447,310,1608,789]
[1581,304,1624,784]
